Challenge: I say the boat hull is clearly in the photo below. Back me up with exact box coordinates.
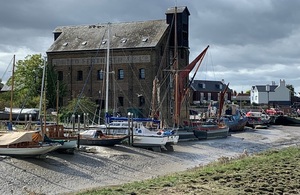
[227,118,248,132]
[193,126,229,140]
[0,144,61,157]
[59,139,77,149]
[133,135,179,147]
[176,126,198,141]
[274,115,300,126]
[79,136,128,146]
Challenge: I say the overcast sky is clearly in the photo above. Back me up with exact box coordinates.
[1,0,300,94]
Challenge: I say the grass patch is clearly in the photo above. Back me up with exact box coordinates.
[75,146,300,195]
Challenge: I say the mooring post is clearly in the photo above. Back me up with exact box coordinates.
[131,113,134,146]
[77,114,80,149]
[127,112,131,145]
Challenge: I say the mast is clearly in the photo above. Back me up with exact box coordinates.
[174,6,180,126]
[218,83,230,124]
[56,80,59,125]
[9,55,16,130]
[105,23,110,124]
[39,57,47,120]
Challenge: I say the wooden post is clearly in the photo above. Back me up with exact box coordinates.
[83,113,86,130]
[131,113,134,146]
[77,115,81,131]
[77,114,81,149]
[72,114,75,131]
[128,112,131,145]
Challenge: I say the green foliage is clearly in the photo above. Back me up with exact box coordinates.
[5,54,44,108]
[245,90,251,94]
[0,92,11,109]
[2,54,65,110]
[59,96,98,122]
[46,64,66,109]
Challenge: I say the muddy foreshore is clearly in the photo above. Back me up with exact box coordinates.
[1,125,300,195]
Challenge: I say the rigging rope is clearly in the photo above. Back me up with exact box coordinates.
[72,26,108,115]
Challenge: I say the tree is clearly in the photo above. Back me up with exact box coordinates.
[45,64,66,110]
[59,96,98,123]
[245,90,251,94]
[5,54,44,108]
[4,54,65,109]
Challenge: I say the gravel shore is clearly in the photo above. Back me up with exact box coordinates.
[1,125,300,195]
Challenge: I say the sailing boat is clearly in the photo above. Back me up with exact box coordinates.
[193,83,230,139]
[79,23,129,146]
[103,115,179,152]
[0,131,61,157]
[34,58,77,154]
[221,104,248,132]
[0,55,62,157]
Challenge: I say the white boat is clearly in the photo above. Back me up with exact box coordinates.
[132,123,179,151]
[0,131,62,157]
[104,117,179,151]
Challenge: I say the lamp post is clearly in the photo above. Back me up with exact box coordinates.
[266,84,270,109]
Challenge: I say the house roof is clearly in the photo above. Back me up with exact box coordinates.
[253,85,278,92]
[47,20,169,53]
[190,80,232,92]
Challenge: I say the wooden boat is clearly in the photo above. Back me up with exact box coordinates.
[193,83,230,140]
[192,120,229,139]
[79,130,128,146]
[42,124,78,154]
[223,115,248,132]
[221,109,248,132]
[0,131,61,157]
[76,24,130,147]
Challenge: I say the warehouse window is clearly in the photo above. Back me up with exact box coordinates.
[58,71,63,81]
[97,70,104,80]
[118,69,124,80]
[139,68,145,79]
[77,71,83,81]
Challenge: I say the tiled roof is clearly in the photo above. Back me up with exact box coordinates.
[190,80,232,92]
[255,85,277,92]
[47,20,169,52]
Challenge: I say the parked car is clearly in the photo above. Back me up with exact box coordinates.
[266,108,284,116]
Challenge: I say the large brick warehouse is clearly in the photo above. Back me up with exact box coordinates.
[46,6,190,123]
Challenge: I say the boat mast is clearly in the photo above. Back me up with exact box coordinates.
[174,6,180,126]
[39,57,47,120]
[56,80,59,125]
[105,23,110,124]
[9,55,15,129]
